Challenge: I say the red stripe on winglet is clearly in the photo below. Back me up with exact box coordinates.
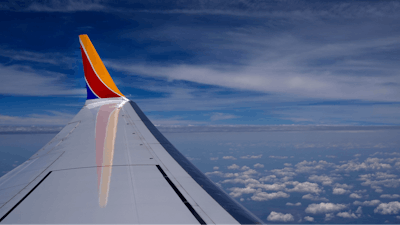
[81,47,120,98]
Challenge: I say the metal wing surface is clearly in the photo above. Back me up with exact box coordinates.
[0,35,262,224]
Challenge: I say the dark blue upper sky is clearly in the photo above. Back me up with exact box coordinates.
[1,0,399,126]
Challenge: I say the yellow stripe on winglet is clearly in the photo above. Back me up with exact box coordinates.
[79,34,124,97]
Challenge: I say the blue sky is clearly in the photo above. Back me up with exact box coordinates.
[1,0,400,126]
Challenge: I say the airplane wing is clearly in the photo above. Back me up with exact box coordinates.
[0,35,262,224]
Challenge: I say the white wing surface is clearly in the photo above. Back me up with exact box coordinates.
[0,35,262,224]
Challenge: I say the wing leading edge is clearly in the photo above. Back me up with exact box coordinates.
[0,35,262,224]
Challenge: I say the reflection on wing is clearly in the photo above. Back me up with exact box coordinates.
[96,103,124,207]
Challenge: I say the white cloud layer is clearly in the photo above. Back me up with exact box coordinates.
[336,158,392,172]
[205,145,400,224]
[295,160,335,173]
[308,175,335,185]
[305,203,347,214]
[287,181,321,194]
[337,211,358,219]
[349,193,362,199]
[356,206,363,215]
[222,156,237,160]
[251,191,289,201]
[227,164,240,170]
[269,155,288,159]
[267,211,294,222]
[358,171,400,191]
[286,202,302,206]
[333,188,350,195]
[325,213,335,221]
[229,187,257,198]
[253,163,264,168]
[302,194,329,202]
[381,194,400,199]
[241,154,262,159]
[353,200,381,206]
[374,201,400,215]
[304,216,314,222]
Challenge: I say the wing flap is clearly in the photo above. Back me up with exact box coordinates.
[1,167,137,224]
[0,151,63,212]
[1,165,205,224]
[131,165,201,224]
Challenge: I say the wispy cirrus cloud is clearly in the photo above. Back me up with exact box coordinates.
[99,1,400,126]
[21,0,398,21]
[0,111,75,125]
[108,57,400,103]
[0,65,85,97]
[108,13,400,102]
[209,112,238,121]
[0,48,74,66]
[128,1,400,19]
[25,0,106,12]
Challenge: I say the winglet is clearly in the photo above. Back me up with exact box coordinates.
[79,35,125,100]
